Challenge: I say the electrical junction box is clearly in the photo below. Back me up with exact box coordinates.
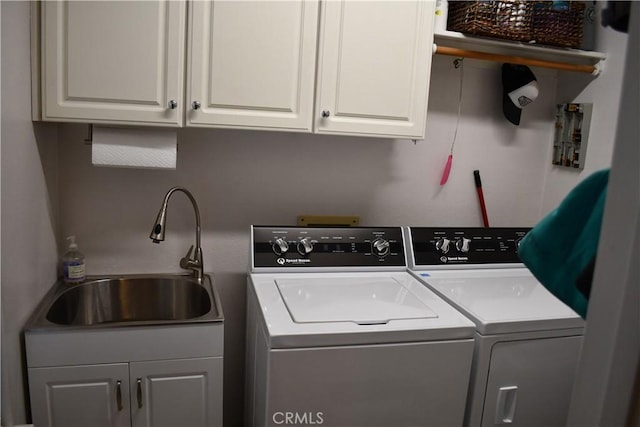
[552,103,593,169]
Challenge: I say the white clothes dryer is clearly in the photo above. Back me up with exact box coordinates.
[406,227,585,427]
[245,226,476,427]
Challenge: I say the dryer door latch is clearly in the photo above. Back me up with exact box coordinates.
[495,385,518,424]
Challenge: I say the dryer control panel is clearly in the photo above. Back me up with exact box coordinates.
[410,227,530,266]
[252,226,406,268]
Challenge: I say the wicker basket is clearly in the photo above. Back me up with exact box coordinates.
[532,1,585,48]
[447,1,585,48]
[447,1,534,42]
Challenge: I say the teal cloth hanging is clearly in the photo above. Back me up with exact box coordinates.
[518,169,609,318]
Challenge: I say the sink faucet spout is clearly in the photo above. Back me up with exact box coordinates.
[150,187,204,283]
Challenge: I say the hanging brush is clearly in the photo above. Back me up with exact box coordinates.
[440,58,464,186]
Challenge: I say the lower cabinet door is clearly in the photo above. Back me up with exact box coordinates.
[130,357,223,427]
[28,363,130,427]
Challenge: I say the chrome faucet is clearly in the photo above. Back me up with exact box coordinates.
[150,187,204,283]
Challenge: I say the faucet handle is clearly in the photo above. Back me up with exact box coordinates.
[180,245,194,269]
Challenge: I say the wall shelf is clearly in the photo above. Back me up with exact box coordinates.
[433,30,606,75]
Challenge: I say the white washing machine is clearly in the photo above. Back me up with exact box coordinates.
[406,227,585,427]
[245,226,476,427]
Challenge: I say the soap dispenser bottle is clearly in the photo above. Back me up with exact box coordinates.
[62,236,86,284]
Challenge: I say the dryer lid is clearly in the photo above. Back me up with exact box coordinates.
[414,269,584,334]
[275,277,438,325]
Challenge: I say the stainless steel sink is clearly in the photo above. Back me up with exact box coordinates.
[26,274,223,330]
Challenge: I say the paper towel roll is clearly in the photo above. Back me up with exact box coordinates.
[91,126,177,170]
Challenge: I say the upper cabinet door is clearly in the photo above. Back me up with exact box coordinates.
[315,0,435,139]
[41,1,186,126]
[187,0,319,131]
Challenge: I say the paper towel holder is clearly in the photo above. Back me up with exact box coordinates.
[90,125,179,170]
[83,124,93,145]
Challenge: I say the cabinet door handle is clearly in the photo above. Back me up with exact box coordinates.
[192,101,201,110]
[168,100,178,109]
[137,378,143,408]
[116,380,123,411]
[321,109,331,118]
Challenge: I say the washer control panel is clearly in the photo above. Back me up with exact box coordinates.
[252,226,406,268]
[410,227,530,266]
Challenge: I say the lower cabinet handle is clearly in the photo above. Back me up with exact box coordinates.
[137,378,143,409]
[116,380,123,411]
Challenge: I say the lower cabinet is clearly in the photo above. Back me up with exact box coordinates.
[28,357,223,427]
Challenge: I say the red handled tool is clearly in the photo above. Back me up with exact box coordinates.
[440,154,453,185]
[474,170,490,227]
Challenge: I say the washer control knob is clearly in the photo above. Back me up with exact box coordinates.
[456,237,471,253]
[297,238,314,255]
[436,238,451,254]
[272,237,289,255]
[372,238,390,257]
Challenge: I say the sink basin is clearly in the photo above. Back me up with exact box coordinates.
[26,274,223,329]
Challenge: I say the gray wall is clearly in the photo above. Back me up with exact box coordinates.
[568,3,639,425]
[541,2,629,213]
[0,1,629,426]
[1,2,59,425]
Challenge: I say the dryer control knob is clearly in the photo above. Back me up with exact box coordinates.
[297,238,314,255]
[456,237,471,253]
[515,237,524,251]
[372,238,390,257]
[272,237,290,255]
[436,238,451,254]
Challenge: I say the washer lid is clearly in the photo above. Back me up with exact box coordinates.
[275,277,438,325]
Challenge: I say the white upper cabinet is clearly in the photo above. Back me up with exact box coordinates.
[41,1,186,126]
[187,0,319,132]
[314,0,435,139]
[35,0,436,138]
